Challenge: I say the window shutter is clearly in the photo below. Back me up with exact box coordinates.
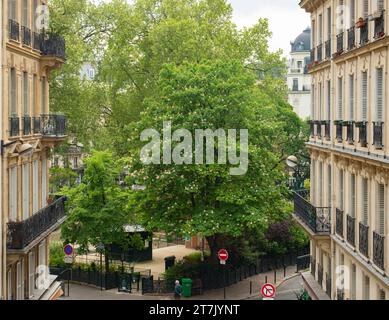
[328,165,332,207]
[33,160,38,212]
[338,78,343,120]
[9,68,16,115]
[23,72,29,115]
[378,0,384,12]
[9,0,16,20]
[339,169,344,210]
[361,72,368,121]
[350,174,356,217]
[9,167,17,221]
[23,0,28,26]
[22,164,30,220]
[327,80,331,120]
[362,178,369,225]
[376,68,383,121]
[377,184,385,235]
[349,75,354,120]
[363,0,369,18]
[350,0,355,24]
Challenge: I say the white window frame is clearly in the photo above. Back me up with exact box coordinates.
[9,166,17,221]
[22,163,30,220]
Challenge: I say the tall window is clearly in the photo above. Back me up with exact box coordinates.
[337,77,343,120]
[319,162,323,206]
[311,159,316,204]
[363,0,369,18]
[350,174,356,217]
[349,75,354,120]
[351,264,356,300]
[328,165,332,207]
[41,77,47,114]
[339,169,344,210]
[377,0,384,12]
[29,252,36,298]
[376,68,383,121]
[41,158,47,207]
[22,163,30,220]
[319,14,323,43]
[22,0,29,26]
[361,71,368,121]
[293,78,298,91]
[319,84,323,120]
[349,0,355,26]
[362,178,369,225]
[377,184,385,235]
[16,261,25,300]
[8,0,17,20]
[327,80,331,120]
[33,0,38,32]
[9,68,17,115]
[311,84,315,120]
[23,72,29,115]
[327,7,331,40]
[32,75,37,115]
[9,166,17,221]
[33,160,39,212]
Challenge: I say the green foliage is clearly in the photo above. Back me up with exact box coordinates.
[295,288,312,300]
[61,151,140,251]
[183,251,210,264]
[50,166,79,193]
[49,241,67,267]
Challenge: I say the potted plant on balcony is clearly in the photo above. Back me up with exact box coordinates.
[356,17,366,28]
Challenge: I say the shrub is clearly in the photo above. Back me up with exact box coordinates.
[183,251,209,264]
[49,241,66,267]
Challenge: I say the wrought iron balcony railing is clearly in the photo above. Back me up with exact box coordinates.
[315,121,322,139]
[335,121,343,142]
[326,273,331,297]
[309,120,315,137]
[9,117,20,137]
[359,222,369,258]
[22,116,31,136]
[318,264,323,287]
[373,231,385,271]
[348,27,355,50]
[324,120,331,140]
[40,114,67,137]
[293,191,331,234]
[336,32,344,53]
[360,20,369,45]
[325,40,331,59]
[374,11,385,39]
[33,32,43,51]
[373,121,384,149]
[33,117,41,134]
[41,33,66,60]
[21,26,31,46]
[7,197,66,250]
[346,121,354,144]
[356,121,368,147]
[346,215,356,247]
[9,19,19,41]
[317,44,323,62]
[336,208,344,237]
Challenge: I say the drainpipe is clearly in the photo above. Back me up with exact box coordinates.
[0,0,4,300]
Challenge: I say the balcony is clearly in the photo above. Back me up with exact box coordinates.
[346,215,356,247]
[21,26,31,47]
[9,117,20,137]
[374,11,385,39]
[315,121,322,139]
[359,19,369,45]
[41,33,66,60]
[317,44,323,62]
[336,208,344,238]
[309,121,315,137]
[373,231,385,271]
[33,117,41,134]
[40,114,67,138]
[324,121,331,140]
[336,32,344,54]
[356,121,368,147]
[335,121,343,143]
[359,222,369,258]
[22,116,31,136]
[325,40,331,59]
[293,191,331,235]
[310,48,315,62]
[9,19,19,42]
[346,121,354,144]
[7,197,66,251]
[33,32,43,51]
[373,122,384,149]
[347,27,355,50]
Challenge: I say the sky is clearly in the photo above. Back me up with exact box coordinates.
[228,0,311,56]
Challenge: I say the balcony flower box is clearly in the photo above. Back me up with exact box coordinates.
[356,18,366,28]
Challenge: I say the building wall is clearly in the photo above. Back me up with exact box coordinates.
[300,0,389,299]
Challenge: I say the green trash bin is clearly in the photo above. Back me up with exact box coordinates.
[182,278,193,297]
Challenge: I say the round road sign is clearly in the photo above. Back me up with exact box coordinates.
[64,244,74,256]
[218,249,229,262]
[261,283,276,298]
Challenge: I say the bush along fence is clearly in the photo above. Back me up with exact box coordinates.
[142,246,310,295]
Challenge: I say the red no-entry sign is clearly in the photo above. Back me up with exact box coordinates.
[218,249,229,262]
[261,283,276,298]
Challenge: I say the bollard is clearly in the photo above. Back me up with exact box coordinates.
[250,281,253,295]
[284,266,286,278]
[265,275,268,283]
[274,269,277,283]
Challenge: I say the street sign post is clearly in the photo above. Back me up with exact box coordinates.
[261,283,276,300]
[64,244,74,256]
[218,249,229,265]
[64,255,74,264]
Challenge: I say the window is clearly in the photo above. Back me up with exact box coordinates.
[350,174,356,217]
[376,68,383,121]
[377,184,385,235]
[22,0,29,27]
[319,83,323,120]
[363,275,370,300]
[16,260,24,300]
[362,178,369,225]
[39,240,46,267]
[9,68,17,115]
[9,167,17,221]
[8,0,17,20]
[73,157,79,169]
[293,78,298,91]
[377,0,384,12]
[339,169,344,210]
[41,77,47,114]
[41,158,47,207]
[351,264,356,300]
[349,75,354,120]
[319,14,323,43]
[349,0,355,26]
[337,77,343,120]
[33,160,38,213]
[32,75,37,115]
[327,7,331,40]
[32,0,38,32]
[327,80,331,120]
[29,252,36,298]
[319,162,323,206]
[297,61,302,69]
[363,0,369,18]
[361,72,368,121]
[22,163,30,220]
[328,165,332,207]
[23,72,29,115]
[311,84,315,120]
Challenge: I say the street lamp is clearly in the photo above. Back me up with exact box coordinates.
[96,242,105,291]
[286,155,305,191]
